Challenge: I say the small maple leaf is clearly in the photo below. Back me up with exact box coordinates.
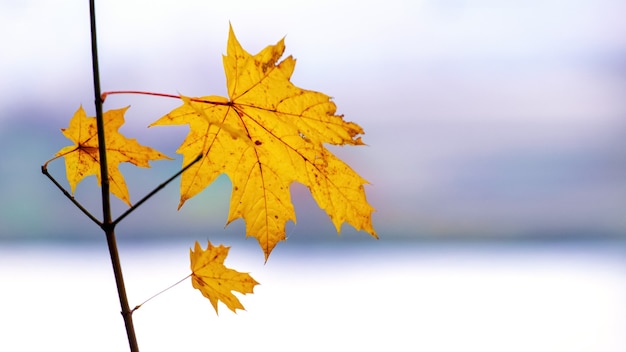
[151,25,377,259]
[52,105,171,206]
[190,240,259,314]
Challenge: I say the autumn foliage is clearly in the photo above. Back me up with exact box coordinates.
[45,26,376,313]
[50,106,170,206]
[190,241,258,314]
[152,26,377,259]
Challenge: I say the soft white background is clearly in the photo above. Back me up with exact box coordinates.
[1,242,625,351]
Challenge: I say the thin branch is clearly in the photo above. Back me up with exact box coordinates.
[113,153,202,226]
[89,1,139,351]
[41,165,102,227]
[131,274,192,313]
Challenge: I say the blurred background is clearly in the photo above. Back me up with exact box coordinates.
[1,0,625,351]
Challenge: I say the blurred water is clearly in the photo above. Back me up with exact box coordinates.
[1,239,624,351]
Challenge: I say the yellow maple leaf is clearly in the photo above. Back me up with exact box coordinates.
[52,105,171,206]
[190,240,259,314]
[151,25,377,259]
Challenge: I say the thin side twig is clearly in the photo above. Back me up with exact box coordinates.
[113,154,202,226]
[41,165,102,226]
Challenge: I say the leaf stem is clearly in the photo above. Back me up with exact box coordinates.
[102,90,181,101]
[131,274,192,313]
[89,1,139,351]
[102,90,229,105]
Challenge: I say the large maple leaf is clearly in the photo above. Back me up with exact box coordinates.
[190,241,258,314]
[151,26,377,258]
[52,106,170,206]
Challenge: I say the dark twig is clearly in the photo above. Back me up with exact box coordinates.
[41,2,208,350]
[41,165,102,226]
[89,1,139,351]
[113,154,202,226]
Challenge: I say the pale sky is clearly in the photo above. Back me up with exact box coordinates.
[1,0,626,240]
